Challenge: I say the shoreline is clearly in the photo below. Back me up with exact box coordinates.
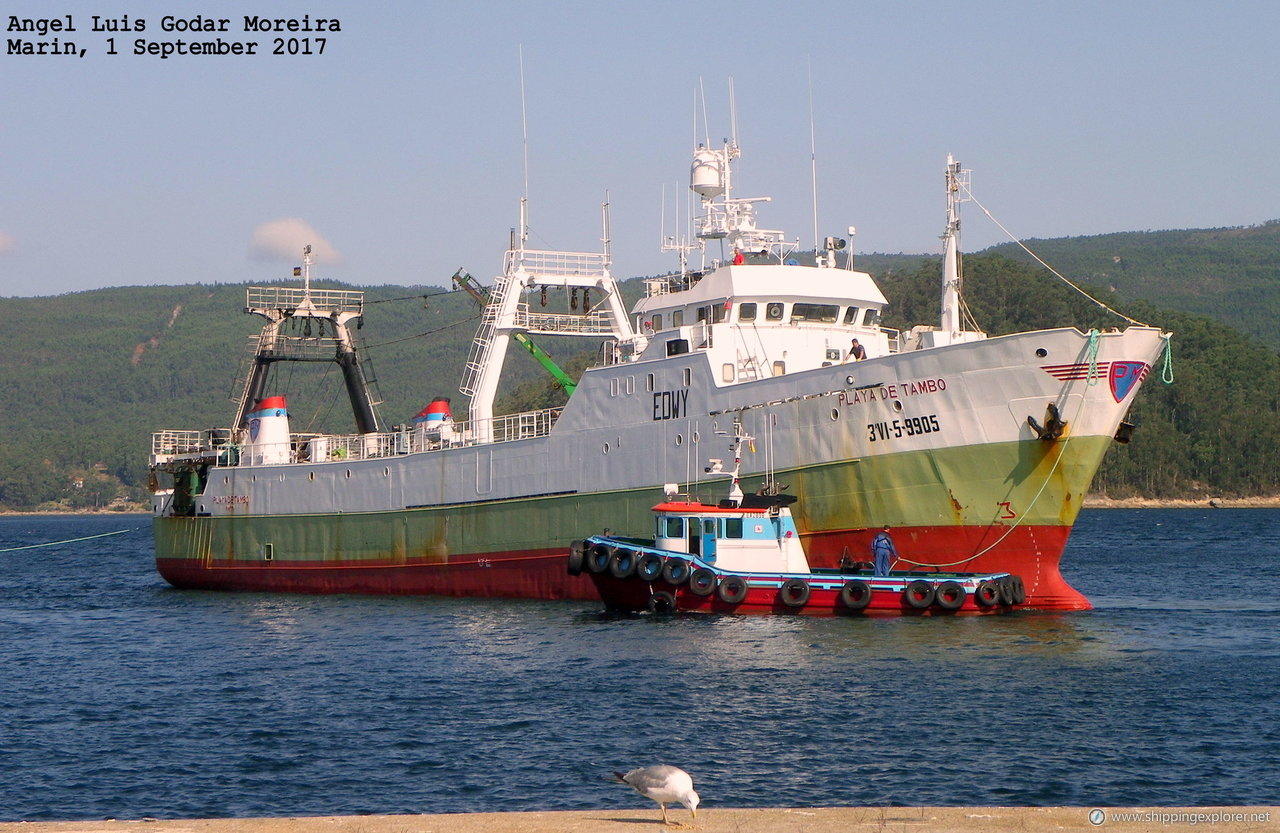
[0,806,1274,832]
[1081,495,1280,508]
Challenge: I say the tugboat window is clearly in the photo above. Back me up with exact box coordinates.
[725,518,743,538]
[739,302,757,322]
[843,306,860,324]
[766,302,784,321]
[664,517,684,537]
[672,309,684,327]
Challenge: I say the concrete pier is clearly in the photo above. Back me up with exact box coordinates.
[1,807,1275,832]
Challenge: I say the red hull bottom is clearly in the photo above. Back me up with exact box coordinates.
[156,523,1088,611]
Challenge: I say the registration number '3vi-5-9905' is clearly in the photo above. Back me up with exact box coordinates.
[868,414,941,441]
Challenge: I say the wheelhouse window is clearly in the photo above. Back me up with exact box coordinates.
[765,302,784,321]
[652,313,662,331]
[739,302,757,322]
[843,306,860,325]
[725,518,743,538]
[791,303,839,323]
[672,309,685,327]
[862,308,880,326]
[663,517,685,537]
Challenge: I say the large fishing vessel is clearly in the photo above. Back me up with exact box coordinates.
[149,137,1170,610]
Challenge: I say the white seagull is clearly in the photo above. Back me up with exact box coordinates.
[613,764,700,826]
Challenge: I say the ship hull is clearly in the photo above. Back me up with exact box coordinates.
[153,325,1165,610]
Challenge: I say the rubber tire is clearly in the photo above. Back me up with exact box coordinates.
[779,578,810,608]
[839,579,872,610]
[648,591,677,614]
[998,576,1017,606]
[935,580,966,611]
[636,553,665,582]
[661,559,692,585]
[903,579,935,609]
[567,540,586,576]
[1010,575,1026,605]
[586,543,613,574]
[975,581,1000,607]
[717,575,748,604]
[608,548,637,580]
[688,567,717,596]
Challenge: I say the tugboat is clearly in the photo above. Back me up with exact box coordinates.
[569,427,1024,616]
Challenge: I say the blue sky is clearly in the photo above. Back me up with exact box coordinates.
[2,0,1277,296]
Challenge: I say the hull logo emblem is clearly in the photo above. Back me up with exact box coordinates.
[1109,361,1148,402]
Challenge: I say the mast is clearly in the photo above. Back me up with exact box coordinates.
[234,246,380,435]
[940,154,967,338]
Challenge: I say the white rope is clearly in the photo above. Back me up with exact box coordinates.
[963,187,1149,327]
[0,526,139,553]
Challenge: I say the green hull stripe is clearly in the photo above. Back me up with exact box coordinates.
[155,435,1111,565]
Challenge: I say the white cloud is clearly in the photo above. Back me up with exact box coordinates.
[0,232,16,255]
[248,218,341,263]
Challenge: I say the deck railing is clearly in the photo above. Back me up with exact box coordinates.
[150,407,563,468]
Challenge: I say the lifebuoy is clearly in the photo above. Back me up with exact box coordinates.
[689,568,717,596]
[662,559,692,585]
[975,580,1000,607]
[586,543,613,574]
[935,580,966,611]
[608,548,637,579]
[717,575,748,604]
[839,579,872,610]
[779,578,810,607]
[567,540,586,576]
[648,591,677,614]
[636,553,665,582]
[903,579,935,609]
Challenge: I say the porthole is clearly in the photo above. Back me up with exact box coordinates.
[675,433,684,446]
[830,408,840,421]
[692,431,700,443]
[308,472,316,481]
[383,467,390,477]
[892,400,904,413]
[603,442,610,454]
[345,469,352,479]
[1035,348,1048,358]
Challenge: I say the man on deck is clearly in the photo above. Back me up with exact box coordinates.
[871,525,897,575]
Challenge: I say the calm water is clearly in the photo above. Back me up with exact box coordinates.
[0,510,1277,821]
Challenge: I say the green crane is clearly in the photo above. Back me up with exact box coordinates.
[451,268,578,395]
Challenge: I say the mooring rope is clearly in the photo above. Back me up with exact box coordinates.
[0,526,140,553]
[963,187,1148,328]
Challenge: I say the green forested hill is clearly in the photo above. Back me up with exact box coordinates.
[987,221,1280,349]
[2,235,1279,508]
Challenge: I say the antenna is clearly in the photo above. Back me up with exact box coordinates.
[808,58,819,253]
[698,78,710,147]
[518,46,530,246]
[728,76,738,147]
[601,192,611,261]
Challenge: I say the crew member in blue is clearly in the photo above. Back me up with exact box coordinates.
[871,525,897,575]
